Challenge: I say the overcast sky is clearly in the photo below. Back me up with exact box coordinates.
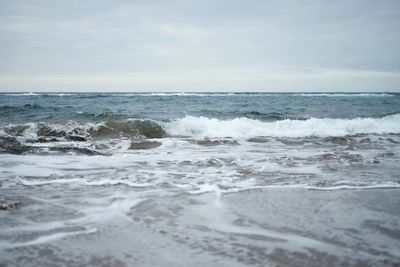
[0,0,399,92]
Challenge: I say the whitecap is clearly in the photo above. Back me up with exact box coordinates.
[164,114,400,139]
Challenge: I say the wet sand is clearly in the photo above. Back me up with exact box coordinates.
[1,187,399,267]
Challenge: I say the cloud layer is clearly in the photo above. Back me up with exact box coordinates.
[0,0,399,91]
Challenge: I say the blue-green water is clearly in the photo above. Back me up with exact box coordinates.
[1,92,399,125]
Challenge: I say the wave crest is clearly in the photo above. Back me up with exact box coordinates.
[2,119,166,140]
[164,114,400,139]
[2,114,400,141]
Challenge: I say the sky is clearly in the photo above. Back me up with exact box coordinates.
[0,0,399,92]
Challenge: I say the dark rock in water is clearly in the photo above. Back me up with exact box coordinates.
[179,160,193,166]
[197,139,238,146]
[95,143,110,150]
[386,138,400,144]
[37,124,66,137]
[247,137,270,143]
[49,146,104,156]
[4,125,30,136]
[359,138,371,144]
[36,137,59,143]
[319,153,336,160]
[207,159,219,166]
[341,152,363,162]
[91,120,166,140]
[0,199,21,211]
[277,138,305,146]
[129,141,162,150]
[66,135,87,142]
[313,180,334,188]
[323,136,353,145]
[0,136,32,154]
[377,152,396,158]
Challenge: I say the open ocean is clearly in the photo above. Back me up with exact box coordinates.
[1,92,400,266]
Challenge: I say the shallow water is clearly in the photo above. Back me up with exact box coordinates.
[0,92,400,266]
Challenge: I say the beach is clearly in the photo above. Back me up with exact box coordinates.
[0,92,400,266]
[1,186,399,266]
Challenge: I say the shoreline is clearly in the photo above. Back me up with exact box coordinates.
[1,187,399,266]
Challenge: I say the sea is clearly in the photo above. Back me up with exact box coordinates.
[1,92,400,266]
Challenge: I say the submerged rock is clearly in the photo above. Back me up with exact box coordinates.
[247,137,270,143]
[277,138,305,146]
[36,137,59,143]
[37,124,66,137]
[4,125,30,136]
[197,139,238,146]
[66,135,87,142]
[0,136,32,154]
[129,141,162,150]
[0,136,104,156]
[95,143,110,150]
[0,199,21,211]
[92,120,166,139]
[323,136,353,145]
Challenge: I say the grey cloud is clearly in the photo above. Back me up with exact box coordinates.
[0,0,399,91]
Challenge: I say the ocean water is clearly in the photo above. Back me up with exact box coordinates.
[1,92,400,266]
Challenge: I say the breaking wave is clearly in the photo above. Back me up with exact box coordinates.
[2,119,166,140]
[164,114,400,139]
[2,114,400,141]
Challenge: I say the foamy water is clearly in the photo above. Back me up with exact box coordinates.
[164,114,400,138]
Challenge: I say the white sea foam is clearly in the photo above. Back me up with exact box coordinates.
[45,93,77,96]
[0,227,97,249]
[188,183,400,195]
[164,114,400,139]
[307,183,400,191]
[19,177,153,187]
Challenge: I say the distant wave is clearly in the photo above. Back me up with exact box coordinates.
[114,92,396,97]
[0,104,64,116]
[164,114,400,139]
[113,92,397,97]
[113,93,237,97]
[3,93,76,97]
[293,93,394,97]
[43,93,77,96]
[2,92,396,97]
[0,104,50,114]
[3,92,41,96]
